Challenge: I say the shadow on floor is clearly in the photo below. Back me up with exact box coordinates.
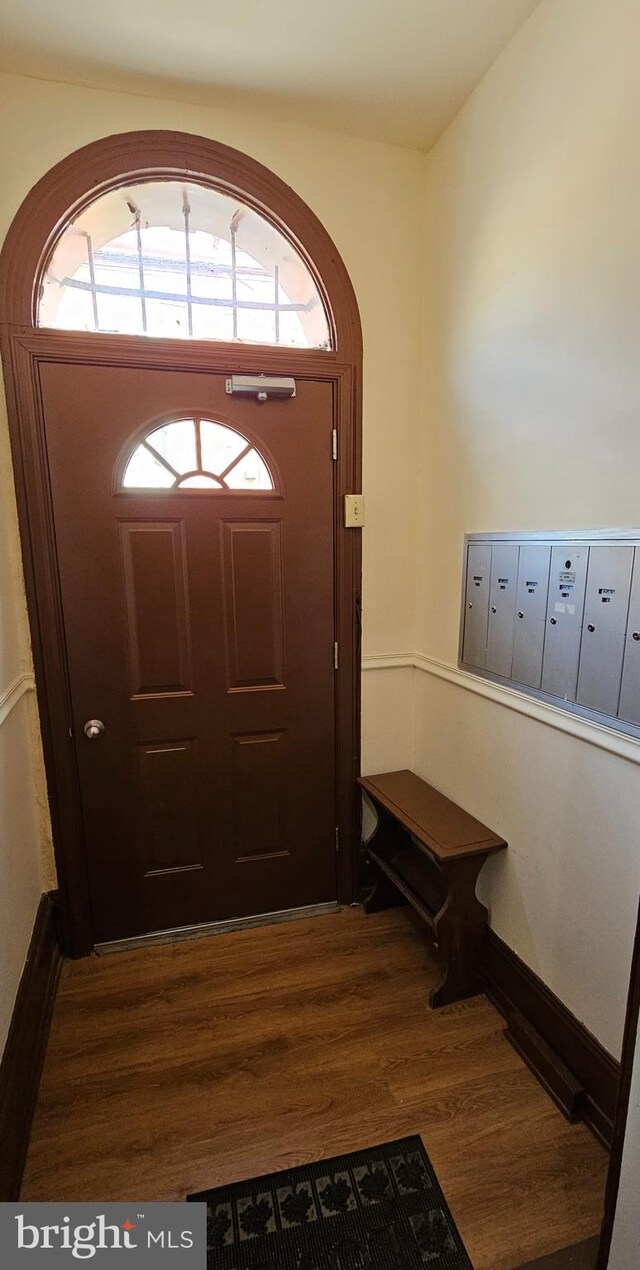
[519,1235,599,1269]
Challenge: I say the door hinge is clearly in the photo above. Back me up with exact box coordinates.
[335,827,340,854]
[334,641,339,670]
[332,429,338,460]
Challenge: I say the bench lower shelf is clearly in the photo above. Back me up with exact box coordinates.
[364,830,492,1009]
[359,771,507,1009]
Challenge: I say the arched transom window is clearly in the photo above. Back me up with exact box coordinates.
[39,180,331,349]
[121,417,275,492]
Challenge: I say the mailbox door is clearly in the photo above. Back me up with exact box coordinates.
[541,545,588,700]
[462,542,491,669]
[512,545,551,689]
[618,550,640,725]
[577,546,634,715]
[486,544,518,678]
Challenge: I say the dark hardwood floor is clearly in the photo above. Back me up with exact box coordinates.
[22,907,607,1269]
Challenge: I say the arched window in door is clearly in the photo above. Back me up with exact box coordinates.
[120,416,276,492]
[39,180,331,349]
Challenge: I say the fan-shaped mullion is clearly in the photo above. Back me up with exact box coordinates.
[218,441,253,485]
[177,470,223,488]
[141,440,180,482]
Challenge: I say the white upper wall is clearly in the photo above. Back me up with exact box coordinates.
[0,1,540,149]
[419,0,640,660]
[414,0,640,1056]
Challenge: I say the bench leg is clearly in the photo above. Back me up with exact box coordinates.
[429,856,488,1009]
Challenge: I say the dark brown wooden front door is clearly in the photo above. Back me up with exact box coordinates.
[39,360,337,942]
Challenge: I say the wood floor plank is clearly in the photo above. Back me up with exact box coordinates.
[22,907,607,1269]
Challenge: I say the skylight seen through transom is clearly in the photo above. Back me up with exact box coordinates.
[40,180,331,349]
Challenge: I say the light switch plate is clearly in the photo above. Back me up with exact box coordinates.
[344,494,365,528]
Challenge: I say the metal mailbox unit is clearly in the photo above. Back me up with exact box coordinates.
[541,545,589,701]
[463,543,492,669]
[459,530,640,738]
[511,544,551,689]
[486,544,519,679]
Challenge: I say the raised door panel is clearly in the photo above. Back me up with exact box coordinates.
[221,521,285,690]
[231,730,286,865]
[137,739,203,876]
[119,521,192,697]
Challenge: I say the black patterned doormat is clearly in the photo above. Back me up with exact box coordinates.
[188,1135,473,1268]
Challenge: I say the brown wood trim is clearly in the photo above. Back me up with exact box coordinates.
[505,1010,584,1123]
[0,132,363,951]
[7,327,354,374]
[595,898,640,1269]
[0,892,62,1199]
[334,361,362,904]
[481,928,619,1148]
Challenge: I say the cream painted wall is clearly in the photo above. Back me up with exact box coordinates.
[361,668,415,776]
[412,672,639,1056]
[413,0,640,1056]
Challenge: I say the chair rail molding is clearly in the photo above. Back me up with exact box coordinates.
[0,673,36,728]
[361,652,640,767]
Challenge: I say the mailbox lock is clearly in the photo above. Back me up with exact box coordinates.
[587,624,595,633]
[517,611,524,619]
[491,606,497,614]
[633,632,640,642]
[468,602,473,609]
[550,617,557,625]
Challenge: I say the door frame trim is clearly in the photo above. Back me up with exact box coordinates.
[0,133,362,955]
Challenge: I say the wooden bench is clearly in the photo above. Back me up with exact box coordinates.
[358,769,507,1009]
